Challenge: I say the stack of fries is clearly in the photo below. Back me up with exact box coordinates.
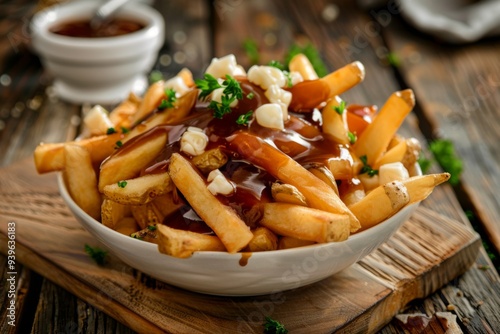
[34,54,449,258]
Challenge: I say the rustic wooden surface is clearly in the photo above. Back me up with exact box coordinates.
[0,158,483,333]
[1,0,500,333]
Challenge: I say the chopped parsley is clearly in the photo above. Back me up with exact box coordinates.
[387,52,401,67]
[115,140,123,149]
[106,127,116,135]
[348,131,357,144]
[147,225,157,231]
[243,38,260,65]
[197,74,243,119]
[268,60,285,71]
[429,139,462,185]
[359,155,378,177]
[236,110,253,126]
[120,126,130,134]
[263,317,288,334]
[195,73,222,100]
[246,92,255,100]
[84,244,108,266]
[158,88,177,110]
[333,100,346,115]
[117,180,127,188]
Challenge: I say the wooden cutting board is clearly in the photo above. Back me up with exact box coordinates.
[0,159,481,334]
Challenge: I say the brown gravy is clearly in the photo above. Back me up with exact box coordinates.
[50,18,145,38]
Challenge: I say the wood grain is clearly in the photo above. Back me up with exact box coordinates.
[0,158,481,333]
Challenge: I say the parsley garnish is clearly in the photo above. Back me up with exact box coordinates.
[158,88,177,110]
[106,127,116,135]
[120,126,130,134]
[263,317,288,334]
[147,225,157,231]
[236,111,253,126]
[247,92,255,100]
[333,100,346,115]
[429,139,462,185]
[359,155,378,177]
[348,131,357,144]
[198,74,243,119]
[195,73,222,101]
[387,52,401,67]
[115,140,123,149]
[117,180,127,188]
[268,60,285,71]
[84,244,108,266]
[243,38,260,65]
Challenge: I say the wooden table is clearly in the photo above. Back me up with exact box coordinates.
[1,0,500,333]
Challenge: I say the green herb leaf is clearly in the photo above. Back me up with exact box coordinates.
[359,155,378,177]
[204,75,243,119]
[284,43,328,77]
[147,225,157,231]
[387,52,401,67]
[106,127,116,135]
[243,38,260,65]
[149,70,163,84]
[195,73,222,101]
[333,100,346,115]
[263,316,288,334]
[117,180,127,188]
[246,92,255,100]
[268,60,285,71]
[120,126,130,134]
[347,131,357,144]
[236,111,253,126]
[115,140,123,149]
[429,139,462,185]
[158,88,177,110]
[84,244,108,266]
[417,155,432,174]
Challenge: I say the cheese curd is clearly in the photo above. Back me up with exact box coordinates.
[180,127,208,156]
[255,103,285,130]
[379,162,410,185]
[247,65,287,90]
[265,84,292,120]
[83,105,114,136]
[211,87,238,108]
[164,76,189,97]
[205,54,246,78]
[207,169,235,196]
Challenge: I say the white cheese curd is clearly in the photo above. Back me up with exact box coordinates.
[255,103,285,130]
[379,162,410,185]
[289,71,304,86]
[83,105,114,136]
[358,173,380,193]
[247,65,287,90]
[164,76,189,97]
[265,84,292,120]
[207,169,235,196]
[180,126,208,156]
[205,54,246,78]
[211,87,238,107]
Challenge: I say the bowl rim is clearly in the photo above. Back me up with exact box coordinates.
[30,0,164,48]
[57,165,421,260]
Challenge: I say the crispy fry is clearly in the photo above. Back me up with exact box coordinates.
[321,61,365,98]
[131,203,162,230]
[177,68,195,87]
[228,132,360,232]
[168,153,253,253]
[349,180,409,232]
[109,92,141,128]
[404,173,450,204]
[278,236,315,250]
[157,224,226,258]
[98,128,167,191]
[101,198,131,229]
[322,96,349,145]
[34,133,121,174]
[62,144,102,220]
[307,165,339,196]
[131,80,166,124]
[354,89,415,166]
[152,193,185,218]
[288,53,318,80]
[131,225,159,244]
[102,172,173,205]
[114,217,140,236]
[271,183,307,206]
[191,148,228,174]
[261,203,351,243]
[246,227,278,252]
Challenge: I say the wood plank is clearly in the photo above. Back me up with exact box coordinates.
[0,158,482,333]
[383,15,500,254]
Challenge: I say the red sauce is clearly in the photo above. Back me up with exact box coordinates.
[50,18,145,38]
[107,81,357,233]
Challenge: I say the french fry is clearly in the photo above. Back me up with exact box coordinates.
[131,225,159,244]
[307,165,339,196]
[374,137,421,170]
[131,80,166,124]
[168,153,253,253]
[114,217,140,236]
[177,68,195,87]
[288,54,318,80]
[34,133,121,174]
[246,227,278,252]
[101,198,131,229]
[403,173,450,205]
[322,96,349,145]
[321,61,365,98]
[261,203,351,243]
[152,193,185,219]
[109,92,141,128]
[98,128,168,191]
[123,89,197,143]
[278,237,315,250]
[102,172,173,205]
[354,89,415,166]
[228,132,360,232]
[62,144,102,220]
[349,180,409,232]
[271,183,307,206]
[191,148,228,174]
[131,203,162,230]
[157,224,226,258]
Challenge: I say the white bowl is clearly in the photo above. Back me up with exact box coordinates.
[30,0,164,104]
[58,173,420,296]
